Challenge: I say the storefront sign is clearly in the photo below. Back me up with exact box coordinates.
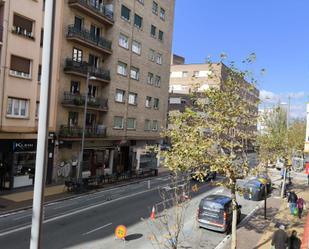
[13,141,36,152]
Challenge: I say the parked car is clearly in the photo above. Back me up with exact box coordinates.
[243,179,265,201]
[256,173,272,193]
[197,195,241,233]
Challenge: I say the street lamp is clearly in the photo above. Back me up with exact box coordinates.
[76,72,96,181]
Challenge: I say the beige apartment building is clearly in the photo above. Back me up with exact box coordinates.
[0,0,175,191]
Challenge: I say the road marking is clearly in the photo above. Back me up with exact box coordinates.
[82,223,112,236]
[13,214,32,221]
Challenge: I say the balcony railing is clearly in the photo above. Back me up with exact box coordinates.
[12,26,34,40]
[62,92,108,111]
[64,58,110,82]
[67,25,112,53]
[59,125,107,138]
[68,0,114,23]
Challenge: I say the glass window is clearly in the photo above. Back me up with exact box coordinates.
[10,55,31,78]
[121,5,131,21]
[68,112,78,127]
[127,118,136,129]
[132,40,141,55]
[115,89,125,102]
[153,98,159,109]
[130,66,140,80]
[117,61,127,76]
[70,81,80,94]
[73,48,83,62]
[148,72,154,85]
[119,33,129,49]
[152,120,158,131]
[149,49,155,61]
[152,1,158,15]
[155,75,161,87]
[193,71,200,77]
[128,92,138,105]
[160,8,165,20]
[134,14,143,29]
[158,30,164,41]
[145,96,152,108]
[114,116,124,129]
[88,84,97,97]
[150,25,156,37]
[144,119,151,131]
[74,16,83,30]
[6,98,29,118]
[182,71,188,77]
[35,102,39,118]
[156,53,162,64]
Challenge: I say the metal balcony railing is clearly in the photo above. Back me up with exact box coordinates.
[62,92,108,110]
[64,58,110,82]
[68,0,113,22]
[67,25,112,52]
[59,125,107,138]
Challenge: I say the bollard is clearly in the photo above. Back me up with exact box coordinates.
[148,180,151,189]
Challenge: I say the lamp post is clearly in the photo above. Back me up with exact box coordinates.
[76,72,96,181]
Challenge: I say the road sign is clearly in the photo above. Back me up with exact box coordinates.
[115,225,127,240]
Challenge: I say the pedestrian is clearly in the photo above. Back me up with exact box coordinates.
[307,174,309,186]
[288,191,298,215]
[271,224,288,249]
[296,197,306,219]
[288,230,301,249]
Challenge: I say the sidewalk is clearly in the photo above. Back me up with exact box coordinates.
[222,180,309,249]
[0,167,170,214]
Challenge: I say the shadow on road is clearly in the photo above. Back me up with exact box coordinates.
[125,233,143,241]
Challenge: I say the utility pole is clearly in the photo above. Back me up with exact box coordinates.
[29,0,54,248]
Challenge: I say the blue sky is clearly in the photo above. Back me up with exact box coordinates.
[172,0,309,118]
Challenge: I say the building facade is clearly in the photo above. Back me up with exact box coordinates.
[0,0,175,191]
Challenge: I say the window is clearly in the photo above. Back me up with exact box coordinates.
[158,30,164,41]
[88,54,99,68]
[128,92,138,105]
[152,1,158,15]
[182,71,188,77]
[132,40,141,55]
[40,29,44,47]
[114,116,124,129]
[156,53,162,64]
[119,33,129,49]
[130,66,140,80]
[153,98,159,109]
[152,120,158,131]
[68,112,78,126]
[88,85,97,97]
[70,81,80,94]
[117,61,127,76]
[154,75,161,87]
[160,8,165,20]
[137,0,144,4]
[145,96,152,108]
[86,113,96,126]
[193,71,200,77]
[38,64,41,82]
[144,119,151,131]
[127,118,136,129]
[134,14,143,29]
[115,89,125,102]
[121,5,131,21]
[73,48,83,62]
[74,16,83,30]
[13,14,34,39]
[148,72,154,85]
[10,55,31,79]
[90,24,100,39]
[35,101,39,118]
[150,25,156,37]
[6,97,29,118]
[149,49,155,61]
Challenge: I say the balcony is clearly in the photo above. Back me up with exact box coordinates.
[67,25,112,55]
[59,125,107,138]
[62,92,108,112]
[64,58,110,83]
[68,0,114,25]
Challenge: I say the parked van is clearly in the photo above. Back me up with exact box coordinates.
[197,195,241,233]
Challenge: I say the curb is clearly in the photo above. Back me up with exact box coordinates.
[214,201,264,249]
[0,173,170,217]
[301,212,309,249]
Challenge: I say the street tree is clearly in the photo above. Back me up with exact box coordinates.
[161,56,259,249]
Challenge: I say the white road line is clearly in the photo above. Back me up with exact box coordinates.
[0,187,156,237]
[82,223,112,236]
[13,214,32,221]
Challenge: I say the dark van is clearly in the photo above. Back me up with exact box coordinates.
[197,195,241,233]
[243,179,265,201]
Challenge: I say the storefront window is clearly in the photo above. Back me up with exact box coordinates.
[13,152,35,188]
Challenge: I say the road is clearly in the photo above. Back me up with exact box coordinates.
[0,154,260,249]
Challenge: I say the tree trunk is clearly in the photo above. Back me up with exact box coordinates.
[230,181,237,249]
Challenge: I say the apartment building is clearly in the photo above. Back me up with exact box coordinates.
[0,0,175,191]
